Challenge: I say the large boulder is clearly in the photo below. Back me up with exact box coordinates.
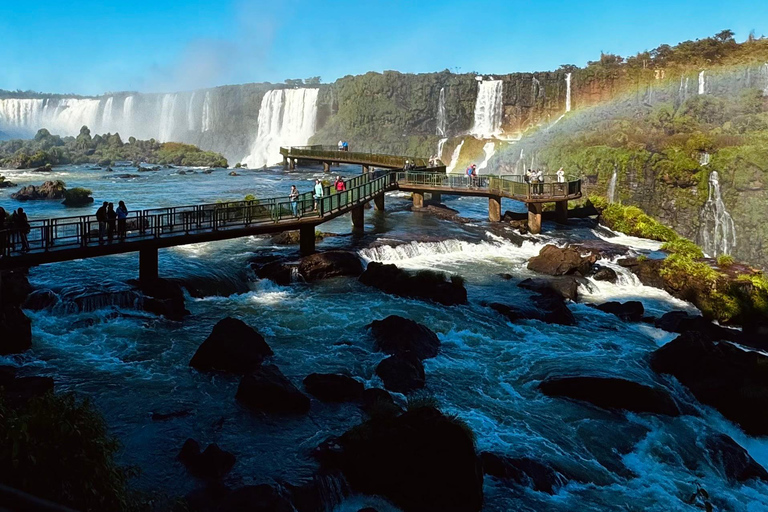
[253,260,294,286]
[359,262,467,306]
[518,277,582,301]
[23,289,59,311]
[617,257,666,289]
[375,353,425,394]
[489,291,576,326]
[178,438,236,479]
[11,180,66,200]
[190,317,273,374]
[303,373,364,402]
[650,332,768,435]
[368,316,440,360]
[538,376,680,416]
[654,311,743,344]
[594,301,645,322]
[321,406,483,512]
[480,452,567,494]
[591,266,619,283]
[0,305,32,355]
[527,245,598,277]
[298,251,363,281]
[136,278,188,321]
[361,388,402,418]
[236,365,310,414]
[705,434,768,483]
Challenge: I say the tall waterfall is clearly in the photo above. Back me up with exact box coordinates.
[607,168,618,204]
[698,71,707,95]
[446,140,464,173]
[436,87,447,137]
[201,92,211,132]
[101,97,114,130]
[698,171,736,257]
[158,94,179,142]
[244,88,319,168]
[565,73,572,113]
[678,76,690,104]
[437,138,448,159]
[470,80,503,138]
[186,92,197,131]
[476,142,496,172]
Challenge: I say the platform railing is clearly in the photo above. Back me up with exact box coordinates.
[395,171,581,200]
[281,146,430,169]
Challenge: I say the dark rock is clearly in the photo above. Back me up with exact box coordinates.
[236,364,310,414]
[480,452,567,494]
[595,301,645,322]
[498,273,514,280]
[654,311,744,344]
[0,269,33,306]
[361,388,402,417]
[11,180,66,200]
[218,485,294,512]
[254,260,294,286]
[705,434,768,483]
[322,406,483,512]
[184,482,232,512]
[527,244,598,277]
[359,262,467,306]
[538,376,680,416]
[592,266,618,283]
[0,305,32,354]
[228,171,240,176]
[618,257,666,289]
[369,315,440,360]
[489,291,576,326]
[303,373,364,402]
[178,438,236,479]
[650,332,768,435]
[190,317,273,374]
[0,366,17,387]
[375,353,425,393]
[0,177,16,188]
[518,276,581,301]
[284,473,350,512]
[31,163,53,173]
[136,278,188,321]
[358,509,378,512]
[23,289,59,311]
[298,251,363,281]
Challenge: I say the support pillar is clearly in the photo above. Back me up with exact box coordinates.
[555,200,568,225]
[373,193,385,211]
[299,225,315,256]
[363,165,370,174]
[488,195,502,222]
[527,203,543,234]
[282,156,288,170]
[289,158,296,170]
[430,192,442,203]
[139,247,158,284]
[351,205,364,232]
[323,161,331,173]
[412,192,424,209]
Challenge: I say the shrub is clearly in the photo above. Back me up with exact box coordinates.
[717,254,735,267]
[62,187,94,207]
[662,238,705,258]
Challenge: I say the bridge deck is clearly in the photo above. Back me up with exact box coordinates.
[280,145,434,169]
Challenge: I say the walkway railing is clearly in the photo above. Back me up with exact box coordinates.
[395,171,582,200]
[280,146,430,169]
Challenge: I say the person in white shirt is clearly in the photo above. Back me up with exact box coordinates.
[556,168,565,183]
[338,140,344,151]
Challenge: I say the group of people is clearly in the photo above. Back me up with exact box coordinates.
[288,175,349,216]
[0,206,30,254]
[524,168,566,195]
[94,201,129,244]
[337,140,349,152]
[428,155,441,167]
[403,160,416,170]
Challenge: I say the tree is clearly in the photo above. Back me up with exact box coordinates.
[305,76,321,85]
[715,29,735,42]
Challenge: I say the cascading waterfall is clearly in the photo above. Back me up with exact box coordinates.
[245,88,319,168]
[100,97,114,132]
[436,87,446,137]
[446,140,464,173]
[470,80,503,138]
[158,94,179,142]
[186,92,197,132]
[607,168,618,204]
[698,71,707,95]
[698,170,736,257]
[201,92,211,132]
[476,142,496,172]
[699,152,711,166]
[437,138,448,159]
[678,76,690,104]
[531,77,540,105]
[565,73,572,113]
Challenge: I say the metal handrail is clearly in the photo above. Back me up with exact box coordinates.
[280,146,430,169]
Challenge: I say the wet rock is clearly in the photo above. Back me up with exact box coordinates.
[594,301,644,322]
[105,173,140,179]
[650,332,768,435]
[591,266,618,283]
[538,376,680,416]
[1,269,33,306]
[489,291,576,326]
[236,364,310,414]
[320,406,483,512]
[298,251,363,281]
[654,311,744,344]
[136,278,189,321]
[413,204,469,223]
[0,177,16,188]
[375,353,425,394]
[178,438,236,479]
[31,163,53,173]
[527,244,598,277]
[284,473,350,512]
[0,305,32,354]
[253,260,294,286]
[518,276,581,301]
[11,180,66,200]
[359,262,467,306]
[228,171,240,176]
[303,373,364,402]
[498,273,514,280]
[218,484,294,512]
[705,433,768,483]
[368,315,440,360]
[23,289,59,310]
[480,452,567,494]
[190,317,273,374]
[361,388,402,418]
[618,257,666,289]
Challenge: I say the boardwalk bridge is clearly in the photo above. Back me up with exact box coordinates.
[0,147,581,284]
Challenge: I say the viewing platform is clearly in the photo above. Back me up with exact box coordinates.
[280,145,432,172]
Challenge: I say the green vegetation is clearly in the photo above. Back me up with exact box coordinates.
[590,197,678,242]
[717,254,735,267]
[0,393,140,511]
[62,187,94,207]
[0,126,227,169]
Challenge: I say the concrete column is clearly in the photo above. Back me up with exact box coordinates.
[299,225,315,256]
[412,192,424,209]
[430,192,442,203]
[282,156,288,170]
[323,162,331,173]
[488,195,502,222]
[139,247,158,284]
[555,200,569,225]
[351,205,365,232]
[527,203,543,234]
[289,158,296,170]
[373,193,385,211]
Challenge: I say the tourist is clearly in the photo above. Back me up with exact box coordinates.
[96,201,108,244]
[556,167,565,183]
[313,179,324,210]
[15,207,30,253]
[107,203,117,243]
[335,176,346,192]
[289,185,300,216]
[338,140,344,151]
[535,169,544,195]
[342,141,349,152]
[116,201,128,240]
[525,169,532,184]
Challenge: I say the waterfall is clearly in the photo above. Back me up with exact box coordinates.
[607,168,618,204]
[158,94,179,142]
[187,92,197,132]
[201,91,211,132]
[678,76,690,104]
[446,140,464,173]
[698,171,736,257]
[121,96,134,137]
[245,88,319,168]
[698,71,707,95]
[699,152,711,166]
[100,97,114,132]
[532,77,541,105]
[565,73,572,113]
[470,80,503,138]
[437,138,448,159]
[476,142,496,172]
[436,87,447,137]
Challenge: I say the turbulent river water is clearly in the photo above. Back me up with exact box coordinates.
[1,164,767,511]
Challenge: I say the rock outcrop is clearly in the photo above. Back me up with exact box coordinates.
[368,315,440,360]
[489,290,576,326]
[303,373,364,402]
[359,262,467,306]
[375,353,426,393]
[11,180,66,200]
[136,278,189,321]
[594,301,645,322]
[236,365,310,414]
[527,245,598,277]
[178,438,236,479]
[190,317,273,374]
[705,433,768,483]
[480,452,567,494]
[298,251,363,281]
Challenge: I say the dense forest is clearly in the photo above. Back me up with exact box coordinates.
[0,126,228,169]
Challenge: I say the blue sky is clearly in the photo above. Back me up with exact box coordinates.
[1,0,767,95]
